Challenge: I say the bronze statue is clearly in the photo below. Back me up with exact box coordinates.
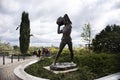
[53,14,74,65]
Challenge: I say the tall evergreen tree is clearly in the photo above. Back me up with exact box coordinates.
[19,11,30,55]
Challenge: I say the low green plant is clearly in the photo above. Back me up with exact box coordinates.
[74,53,120,78]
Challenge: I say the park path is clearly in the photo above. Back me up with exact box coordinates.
[0,56,38,80]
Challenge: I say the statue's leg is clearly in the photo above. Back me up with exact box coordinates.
[68,41,74,60]
[54,41,66,65]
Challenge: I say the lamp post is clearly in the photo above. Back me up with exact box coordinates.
[11,47,13,63]
[3,54,5,65]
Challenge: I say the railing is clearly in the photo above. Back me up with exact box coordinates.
[0,54,25,65]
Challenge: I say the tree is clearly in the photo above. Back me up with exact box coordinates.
[0,40,12,55]
[13,45,19,50]
[81,23,92,49]
[19,11,30,56]
[92,24,120,53]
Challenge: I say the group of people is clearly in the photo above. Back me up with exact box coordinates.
[33,48,51,57]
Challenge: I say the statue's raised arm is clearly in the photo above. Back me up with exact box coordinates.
[56,17,63,34]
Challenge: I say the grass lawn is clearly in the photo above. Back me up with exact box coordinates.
[25,53,120,80]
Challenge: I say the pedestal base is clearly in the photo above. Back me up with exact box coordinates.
[50,62,77,71]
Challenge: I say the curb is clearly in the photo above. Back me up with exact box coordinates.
[95,72,120,80]
[14,59,49,80]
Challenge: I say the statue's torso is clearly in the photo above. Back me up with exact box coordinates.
[62,24,72,42]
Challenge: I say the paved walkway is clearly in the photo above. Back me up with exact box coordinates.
[0,56,38,80]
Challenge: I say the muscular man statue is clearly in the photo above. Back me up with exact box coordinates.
[53,14,74,65]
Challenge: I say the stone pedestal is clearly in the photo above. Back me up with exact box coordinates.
[50,62,77,71]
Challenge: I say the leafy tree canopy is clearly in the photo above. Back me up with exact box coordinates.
[92,24,120,53]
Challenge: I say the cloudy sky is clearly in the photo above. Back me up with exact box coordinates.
[0,0,120,47]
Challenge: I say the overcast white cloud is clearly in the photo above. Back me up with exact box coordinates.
[0,0,120,47]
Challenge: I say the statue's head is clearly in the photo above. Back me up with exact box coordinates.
[56,17,64,26]
[63,14,72,25]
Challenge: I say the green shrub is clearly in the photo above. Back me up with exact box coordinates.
[74,53,120,78]
[49,47,58,55]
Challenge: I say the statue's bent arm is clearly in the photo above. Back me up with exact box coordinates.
[57,26,62,34]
